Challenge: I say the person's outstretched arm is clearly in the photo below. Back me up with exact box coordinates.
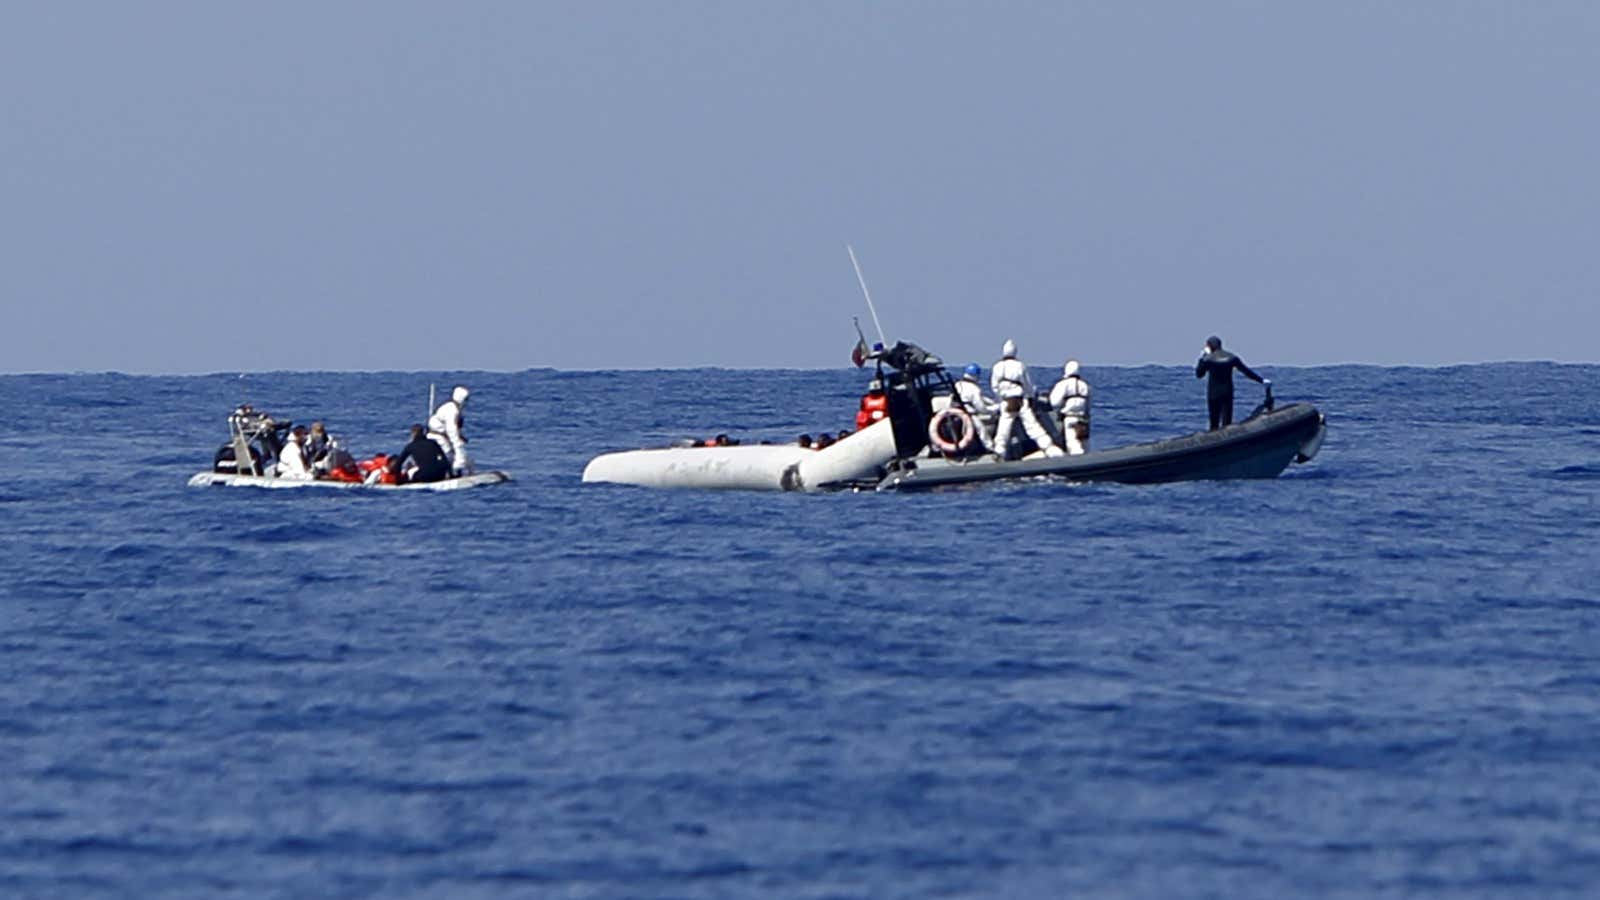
[1234,357,1265,384]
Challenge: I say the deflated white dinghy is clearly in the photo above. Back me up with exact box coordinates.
[582,417,898,492]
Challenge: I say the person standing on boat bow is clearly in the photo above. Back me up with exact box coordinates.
[1195,336,1269,430]
[1048,359,1091,455]
[991,340,1064,460]
[428,385,472,475]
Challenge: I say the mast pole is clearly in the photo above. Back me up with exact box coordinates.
[847,245,888,349]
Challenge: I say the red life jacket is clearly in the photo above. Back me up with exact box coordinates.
[358,454,399,485]
[324,465,363,483]
[856,391,888,430]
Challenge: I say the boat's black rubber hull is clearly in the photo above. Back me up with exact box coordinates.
[879,403,1324,491]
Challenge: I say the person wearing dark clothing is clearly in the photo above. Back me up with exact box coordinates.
[391,424,453,483]
[305,421,332,464]
[1195,335,1268,430]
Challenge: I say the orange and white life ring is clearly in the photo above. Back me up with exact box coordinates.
[928,407,977,455]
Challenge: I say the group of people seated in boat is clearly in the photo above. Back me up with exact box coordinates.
[797,430,852,450]
[684,431,858,450]
[273,420,359,481]
[265,385,476,485]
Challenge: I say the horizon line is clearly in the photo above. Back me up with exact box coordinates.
[3,357,1598,378]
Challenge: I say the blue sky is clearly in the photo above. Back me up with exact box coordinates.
[3,2,1597,373]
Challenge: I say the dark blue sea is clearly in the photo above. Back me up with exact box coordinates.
[4,364,1600,898]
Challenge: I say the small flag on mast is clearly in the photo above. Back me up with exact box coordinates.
[850,317,869,367]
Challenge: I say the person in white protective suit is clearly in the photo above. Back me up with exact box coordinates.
[951,362,997,451]
[276,425,316,480]
[953,363,996,415]
[1048,359,1092,455]
[990,339,1064,460]
[427,385,473,475]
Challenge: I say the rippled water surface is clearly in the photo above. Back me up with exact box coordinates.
[4,364,1600,898]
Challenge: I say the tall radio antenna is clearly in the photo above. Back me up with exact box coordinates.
[847,244,888,348]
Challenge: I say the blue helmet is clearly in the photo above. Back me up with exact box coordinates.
[964,363,981,378]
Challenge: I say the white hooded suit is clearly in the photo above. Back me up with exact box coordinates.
[1048,360,1091,455]
[990,341,1063,460]
[428,386,472,475]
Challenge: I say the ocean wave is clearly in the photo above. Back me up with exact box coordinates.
[1548,464,1600,480]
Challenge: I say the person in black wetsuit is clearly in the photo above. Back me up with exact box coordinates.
[1195,335,1269,430]
[390,424,453,483]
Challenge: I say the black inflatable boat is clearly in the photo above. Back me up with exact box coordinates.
[876,400,1326,491]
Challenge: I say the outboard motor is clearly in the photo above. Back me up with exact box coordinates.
[213,442,264,473]
[214,406,290,474]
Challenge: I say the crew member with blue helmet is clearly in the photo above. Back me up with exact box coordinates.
[953,363,996,416]
[948,362,996,451]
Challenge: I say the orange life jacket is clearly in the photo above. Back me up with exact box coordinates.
[856,391,888,430]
